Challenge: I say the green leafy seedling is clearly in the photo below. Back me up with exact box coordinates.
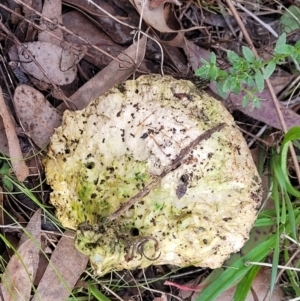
[196,33,299,107]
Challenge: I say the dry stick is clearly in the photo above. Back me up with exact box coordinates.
[234,2,278,38]
[108,123,226,221]
[225,0,300,185]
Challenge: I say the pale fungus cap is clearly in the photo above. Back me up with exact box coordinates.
[44,75,262,275]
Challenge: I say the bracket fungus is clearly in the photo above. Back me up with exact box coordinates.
[44,75,262,275]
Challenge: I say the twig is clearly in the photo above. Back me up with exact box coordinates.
[108,123,226,221]
[233,1,279,38]
[225,0,300,185]
[217,0,237,38]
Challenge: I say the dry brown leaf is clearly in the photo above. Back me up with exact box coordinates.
[17,41,78,85]
[31,231,88,301]
[19,209,42,246]
[0,210,41,301]
[0,87,29,181]
[63,0,135,44]
[131,0,179,33]
[22,0,43,17]
[130,0,185,47]
[38,0,63,44]
[269,71,291,94]
[63,10,125,69]
[57,34,148,112]
[218,87,300,130]
[0,118,9,155]
[13,85,62,149]
[148,0,182,10]
[0,239,37,301]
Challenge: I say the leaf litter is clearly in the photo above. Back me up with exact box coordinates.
[0,0,299,300]
[0,209,41,301]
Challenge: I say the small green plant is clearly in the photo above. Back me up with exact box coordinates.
[0,161,14,191]
[195,33,300,108]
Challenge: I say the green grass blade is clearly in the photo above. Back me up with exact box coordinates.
[89,284,112,301]
[195,235,276,301]
[280,127,300,198]
[285,191,297,239]
[270,230,280,295]
[233,265,261,301]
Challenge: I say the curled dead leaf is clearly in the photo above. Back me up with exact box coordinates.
[0,118,9,155]
[131,0,179,32]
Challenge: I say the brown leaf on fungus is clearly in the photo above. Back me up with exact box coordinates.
[13,85,62,149]
[31,231,88,301]
[0,87,29,181]
[17,41,79,85]
[0,210,41,301]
